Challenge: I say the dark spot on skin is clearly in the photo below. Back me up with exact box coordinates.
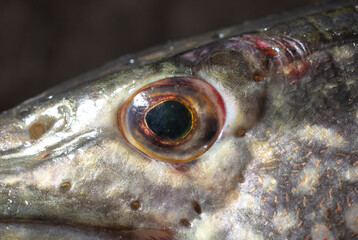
[236,128,246,137]
[38,152,50,159]
[28,121,46,139]
[236,175,245,183]
[180,218,191,227]
[130,200,141,210]
[59,181,72,193]
[324,208,330,220]
[253,72,265,82]
[192,200,202,215]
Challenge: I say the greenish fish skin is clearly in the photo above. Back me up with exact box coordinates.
[1,2,358,240]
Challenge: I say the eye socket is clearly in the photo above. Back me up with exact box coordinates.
[118,77,225,163]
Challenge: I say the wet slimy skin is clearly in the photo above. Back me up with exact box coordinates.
[0,2,358,240]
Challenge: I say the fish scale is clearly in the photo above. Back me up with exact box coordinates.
[0,2,358,240]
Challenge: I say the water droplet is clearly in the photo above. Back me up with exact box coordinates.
[218,33,224,39]
[129,59,135,64]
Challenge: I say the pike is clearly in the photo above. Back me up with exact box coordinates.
[1,1,358,240]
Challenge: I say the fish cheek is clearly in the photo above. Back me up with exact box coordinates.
[197,50,268,132]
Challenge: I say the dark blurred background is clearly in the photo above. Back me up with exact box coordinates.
[0,0,320,112]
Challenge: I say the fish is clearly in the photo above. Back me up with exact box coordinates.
[1,1,358,239]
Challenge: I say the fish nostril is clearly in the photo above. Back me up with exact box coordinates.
[59,181,72,193]
[192,200,202,215]
[130,200,141,210]
[25,102,73,141]
[252,72,265,82]
[28,121,46,140]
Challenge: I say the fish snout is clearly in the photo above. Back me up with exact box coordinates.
[0,100,82,172]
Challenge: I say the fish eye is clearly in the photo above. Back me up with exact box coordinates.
[118,77,225,163]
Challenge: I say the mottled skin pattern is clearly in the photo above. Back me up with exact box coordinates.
[0,3,358,240]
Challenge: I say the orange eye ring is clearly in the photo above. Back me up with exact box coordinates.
[118,77,225,163]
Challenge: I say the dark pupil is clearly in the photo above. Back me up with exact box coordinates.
[145,100,192,140]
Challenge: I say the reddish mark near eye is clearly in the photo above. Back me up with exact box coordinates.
[244,34,311,81]
[254,39,278,57]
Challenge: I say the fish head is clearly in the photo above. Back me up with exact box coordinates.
[1,3,358,240]
[0,47,260,237]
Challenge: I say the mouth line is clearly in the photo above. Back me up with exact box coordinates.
[0,130,99,173]
[0,130,98,160]
[0,219,173,239]
[0,219,130,233]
